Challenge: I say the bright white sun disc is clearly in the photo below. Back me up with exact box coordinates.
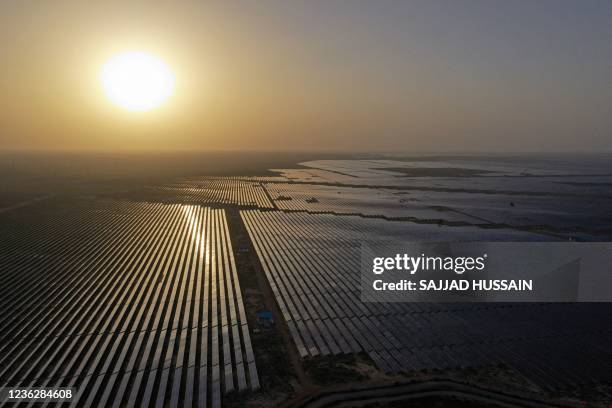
[101,51,174,111]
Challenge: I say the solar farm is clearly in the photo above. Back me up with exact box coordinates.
[0,200,257,407]
[117,178,275,209]
[1,157,612,406]
[241,210,612,391]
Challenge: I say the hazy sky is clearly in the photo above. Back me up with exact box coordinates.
[1,0,611,152]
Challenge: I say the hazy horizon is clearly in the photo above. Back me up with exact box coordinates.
[1,0,611,153]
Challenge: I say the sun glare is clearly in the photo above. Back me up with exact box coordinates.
[101,51,174,112]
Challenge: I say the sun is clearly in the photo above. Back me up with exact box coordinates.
[101,51,174,112]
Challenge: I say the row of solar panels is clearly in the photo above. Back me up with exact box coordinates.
[264,183,479,224]
[149,179,275,209]
[0,201,258,407]
[241,209,612,391]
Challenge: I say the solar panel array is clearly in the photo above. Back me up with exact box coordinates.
[273,160,612,200]
[136,179,274,208]
[0,200,258,407]
[267,181,612,230]
[2,154,611,406]
[241,210,612,390]
[110,166,612,238]
[265,183,478,223]
[186,176,289,183]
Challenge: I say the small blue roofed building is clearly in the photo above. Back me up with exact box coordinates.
[256,311,274,329]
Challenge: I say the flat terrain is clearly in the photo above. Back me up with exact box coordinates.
[1,152,611,407]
